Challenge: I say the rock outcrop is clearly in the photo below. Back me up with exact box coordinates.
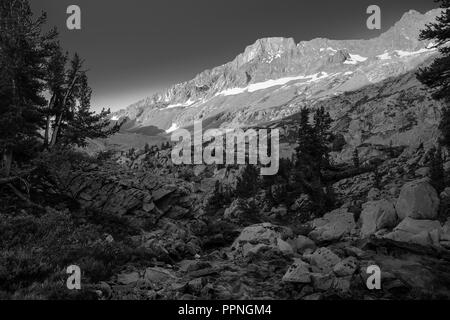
[395,179,440,220]
[360,199,398,237]
[308,208,356,242]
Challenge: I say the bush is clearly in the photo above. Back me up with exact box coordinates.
[0,207,155,298]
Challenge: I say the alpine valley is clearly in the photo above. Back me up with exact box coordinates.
[105,8,445,160]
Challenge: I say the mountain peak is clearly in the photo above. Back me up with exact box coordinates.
[113,8,442,128]
[235,37,296,66]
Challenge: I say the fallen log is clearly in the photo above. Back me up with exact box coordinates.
[7,183,44,210]
[0,167,37,185]
[365,236,450,262]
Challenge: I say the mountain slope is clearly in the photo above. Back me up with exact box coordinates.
[111,9,443,141]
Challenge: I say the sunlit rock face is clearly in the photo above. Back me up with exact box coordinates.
[111,9,443,153]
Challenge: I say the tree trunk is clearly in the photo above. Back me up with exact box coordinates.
[49,75,80,149]
[49,113,63,148]
[2,148,13,177]
[43,94,56,148]
[44,114,52,147]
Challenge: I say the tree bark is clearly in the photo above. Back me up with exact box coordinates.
[49,75,79,149]
[2,148,13,177]
[43,94,56,148]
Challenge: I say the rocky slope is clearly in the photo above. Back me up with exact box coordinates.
[49,142,450,300]
[110,9,442,139]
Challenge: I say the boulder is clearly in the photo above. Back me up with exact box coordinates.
[415,167,430,177]
[117,271,140,285]
[288,235,316,254]
[367,188,381,201]
[144,267,176,283]
[187,278,205,294]
[444,161,450,172]
[384,217,442,246]
[311,273,336,291]
[308,247,341,273]
[308,208,356,242]
[440,187,450,200]
[333,257,358,277]
[360,199,398,237]
[395,179,439,220]
[282,259,312,283]
[290,194,312,211]
[223,198,248,220]
[152,188,176,201]
[270,205,288,218]
[231,223,294,258]
[193,165,207,177]
[441,219,450,242]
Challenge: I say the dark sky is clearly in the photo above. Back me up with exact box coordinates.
[31,0,437,111]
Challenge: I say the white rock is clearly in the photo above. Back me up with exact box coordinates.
[333,257,358,277]
[384,217,442,246]
[144,267,176,283]
[360,199,398,237]
[288,235,316,254]
[309,247,341,273]
[282,259,312,283]
[308,208,356,242]
[395,179,439,220]
[117,271,140,285]
[231,223,293,258]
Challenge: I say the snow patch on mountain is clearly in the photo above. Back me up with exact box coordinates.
[344,54,368,65]
[166,99,196,109]
[166,123,179,133]
[320,47,337,53]
[218,72,331,97]
[377,52,391,60]
[394,47,436,57]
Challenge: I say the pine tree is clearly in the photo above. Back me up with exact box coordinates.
[352,148,360,168]
[0,0,57,175]
[388,140,395,158]
[205,180,223,215]
[58,73,122,147]
[236,164,259,198]
[417,1,450,148]
[295,107,332,175]
[293,107,334,214]
[417,0,450,103]
[429,145,446,193]
[47,53,84,148]
[43,43,67,148]
[295,108,318,171]
[439,106,450,149]
[43,49,122,148]
[373,166,382,189]
[313,106,332,170]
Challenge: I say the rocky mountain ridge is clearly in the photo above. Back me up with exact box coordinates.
[110,9,442,136]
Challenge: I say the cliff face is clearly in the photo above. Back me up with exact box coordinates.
[111,9,443,150]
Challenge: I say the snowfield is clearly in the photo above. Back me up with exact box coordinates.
[217,72,331,97]
[344,54,368,65]
[166,123,179,133]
